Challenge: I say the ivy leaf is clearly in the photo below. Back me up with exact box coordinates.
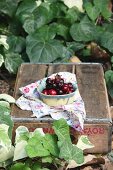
[0,106,13,139]
[0,101,10,109]
[7,35,26,53]
[13,140,28,161]
[105,70,113,84]
[56,24,69,40]
[65,7,79,24]
[66,42,85,52]
[59,140,84,164]
[62,0,84,12]
[4,52,23,74]
[105,70,113,98]
[111,56,113,63]
[0,94,15,103]
[53,118,71,144]
[33,5,53,30]
[70,16,96,42]
[23,14,35,34]
[100,32,113,53]
[77,136,94,150]
[26,136,50,158]
[42,156,53,163]
[0,35,9,50]
[10,163,31,170]
[43,134,59,157]
[84,2,100,21]
[0,54,4,67]
[16,0,40,23]
[0,0,19,17]
[26,33,67,63]
[94,0,112,19]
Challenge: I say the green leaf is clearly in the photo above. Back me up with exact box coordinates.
[111,74,113,83]
[105,70,113,84]
[10,163,31,170]
[62,0,84,12]
[0,0,19,17]
[53,119,71,144]
[26,33,67,63]
[13,140,28,161]
[107,150,113,162]
[77,135,94,150]
[43,134,59,157]
[84,2,100,21]
[70,16,96,42]
[33,5,53,30]
[42,156,53,163]
[0,145,14,163]
[100,32,113,53]
[65,7,79,24]
[94,0,112,19]
[0,101,10,109]
[103,23,113,33]
[56,24,69,40]
[7,35,26,54]
[105,70,113,98]
[0,124,11,147]
[111,56,113,63]
[34,25,56,41]
[66,42,85,52]
[0,35,9,50]
[26,136,50,158]
[15,126,29,144]
[4,52,23,74]
[0,54,4,67]
[59,141,84,164]
[16,0,40,23]
[32,162,41,170]
[0,94,15,103]
[23,14,35,34]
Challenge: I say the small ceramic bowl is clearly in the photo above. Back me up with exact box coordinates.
[37,78,76,106]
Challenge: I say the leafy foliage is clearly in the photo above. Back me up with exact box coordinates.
[0,0,113,74]
[0,116,93,169]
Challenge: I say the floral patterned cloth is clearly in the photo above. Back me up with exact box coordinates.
[16,72,86,131]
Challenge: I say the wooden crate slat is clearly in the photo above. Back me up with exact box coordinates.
[76,63,111,122]
[47,64,75,75]
[11,64,48,117]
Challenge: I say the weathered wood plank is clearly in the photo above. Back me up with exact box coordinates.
[11,64,48,118]
[76,63,111,122]
[47,64,75,75]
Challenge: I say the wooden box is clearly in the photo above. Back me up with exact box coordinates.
[11,63,112,154]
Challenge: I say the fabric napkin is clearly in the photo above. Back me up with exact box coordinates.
[16,72,86,131]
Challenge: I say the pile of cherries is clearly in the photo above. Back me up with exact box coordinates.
[42,74,75,95]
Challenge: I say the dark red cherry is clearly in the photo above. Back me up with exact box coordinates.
[42,89,49,95]
[67,88,75,94]
[60,78,64,84]
[49,89,57,95]
[46,78,52,84]
[57,89,64,95]
[62,83,69,92]
[68,83,73,88]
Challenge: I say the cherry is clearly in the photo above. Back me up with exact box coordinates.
[57,89,64,95]
[42,89,49,95]
[46,84,53,89]
[60,78,64,84]
[62,83,69,92]
[46,78,52,84]
[49,89,57,95]
[68,83,73,88]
